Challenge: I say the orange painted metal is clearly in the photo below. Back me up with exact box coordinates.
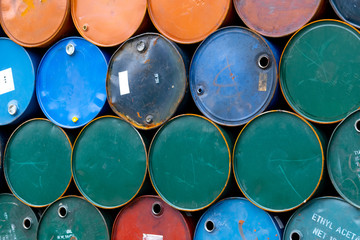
[0,0,72,48]
[112,195,194,240]
[233,0,324,37]
[148,0,231,44]
[71,0,147,47]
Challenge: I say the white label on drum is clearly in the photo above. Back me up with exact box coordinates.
[0,68,15,95]
[119,71,130,96]
[143,233,163,240]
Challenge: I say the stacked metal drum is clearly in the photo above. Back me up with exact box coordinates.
[0,0,360,239]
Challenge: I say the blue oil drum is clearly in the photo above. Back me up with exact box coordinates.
[194,197,283,240]
[330,0,360,29]
[0,38,40,126]
[189,26,279,126]
[36,37,108,129]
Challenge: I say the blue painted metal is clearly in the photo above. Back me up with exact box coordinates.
[330,0,360,29]
[36,37,109,129]
[194,197,282,240]
[189,26,279,126]
[0,38,40,126]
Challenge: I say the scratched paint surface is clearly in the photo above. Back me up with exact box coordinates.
[194,198,282,240]
[280,20,360,123]
[327,109,360,208]
[330,0,360,28]
[72,116,147,209]
[233,111,323,212]
[4,119,72,207]
[149,115,231,211]
[0,194,38,239]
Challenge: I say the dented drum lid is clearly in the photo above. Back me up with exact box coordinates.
[330,0,360,29]
[327,109,360,208]
[280,20,360,124]
[0,194,39,239]
[72,116,147,209]
[107,33,187,130]
[0,38,40,126]
[112,195,194,240]
[37,37,108,129]
[148,0,231,44]
[0,0,72,47]
[194,198,282,240]
[149,114,231,211]
[37,196,110,240]
[190,26,279,126]
[284,197,360,240]
[71,0,147,47]
[4,119,72,207]
[233,0,323,37]
[233,111,324,212]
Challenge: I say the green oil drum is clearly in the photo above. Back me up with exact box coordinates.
[0,193,38,239]
[37,196,110,240]
[280,20,360,124]
[284,197,360,240]
[327,109,360,208]
[4,119,72,207]
[233,110,324,212]
[149,114,231,211]
[72,116,147,209]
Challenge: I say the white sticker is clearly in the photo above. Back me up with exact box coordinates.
[118,71,130,96]
[0,68,15,95]
[143,233,163,240]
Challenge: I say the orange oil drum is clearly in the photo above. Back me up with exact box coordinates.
[233,0,324,37]
[0,0,73,48]
[71,0,147,47]
[148,0,232,44]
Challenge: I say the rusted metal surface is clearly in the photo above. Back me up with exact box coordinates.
[0,0,73,47]
[233,0,324,37]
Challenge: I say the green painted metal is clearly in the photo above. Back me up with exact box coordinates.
[0,193,38,239]
[327,109,360,209]
[37,196,110,240]
[149,114,231,211]
[280,20,360,124]
[4,119,72,207]
[233,111,324,212]
[72,116,147,209]
[284,197,360,240]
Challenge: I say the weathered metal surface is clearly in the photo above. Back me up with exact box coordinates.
[0,0,72,47]
[327,109,360,209]
[233,0,323,37]
[233,110,324,212]
[106,33,187,130]
[194,198,283,240]
[0,38,40,126]
[0,194,38,239]
[148,0,231,44]
[37,196,110,240]
[280,20,360,124]
[112,195,194,240]
[71,0,147,47]
[36,37,108,129]
[283,197,360,240]
[330,0,360,29]
[149,114,231,211]
[4,119,72,207]
[189,26,279,126]
[72,116,147,209]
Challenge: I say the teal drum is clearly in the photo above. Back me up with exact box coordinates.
[327,109,360,208]
[233,111,324,212]
[72,116,147,209]
[4,119,72,207]
[149,114,231,211]
[37,196,110,240]
[280,20,360,124]
[0,194,39,239]
[284,197,360,240]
